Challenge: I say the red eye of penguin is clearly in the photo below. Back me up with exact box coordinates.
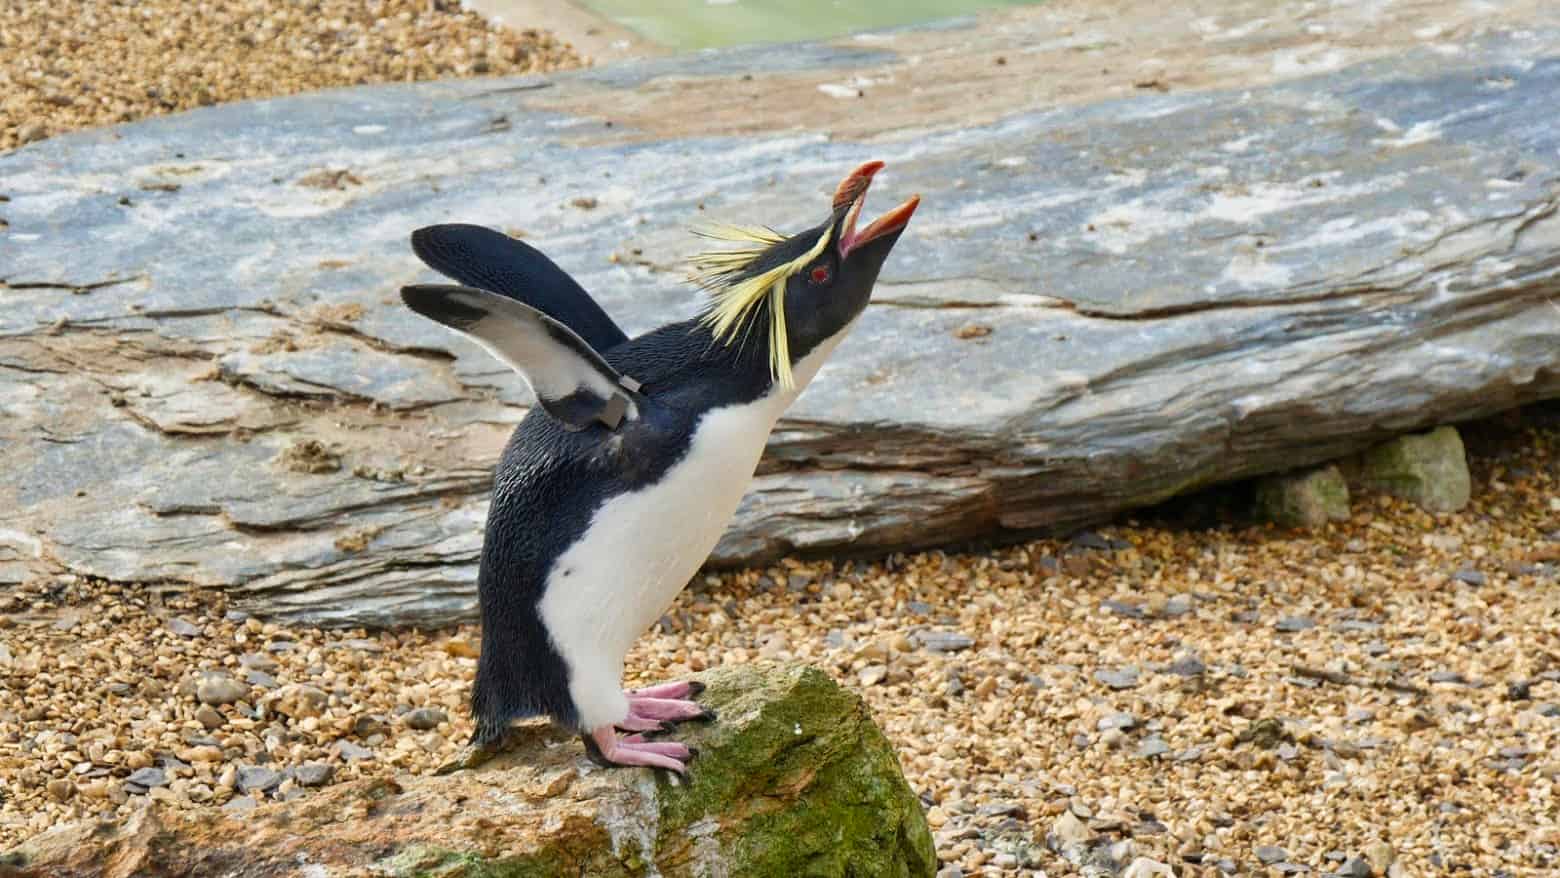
[810,266,831,284]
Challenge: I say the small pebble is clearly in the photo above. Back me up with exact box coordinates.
[353,715,391,738]
[239,652,278,672]
[236,767,283,794]
[1256,845,1288,864]
[167,617,202,637]
[1103,600,1145,619]
[916,630,974,653]
[1451,568,1486,586]
[273,684,328,719]
[403,708,448,731]
[1095,667,1140,690]
[1137,736,1170,759]
[195,674,247,706]
[1098,712,1137,732]
[194,706,225,730]
[126,767,168,789]
[334,740,374,761]
[1365,842,1396,872]
[292,763,334,787]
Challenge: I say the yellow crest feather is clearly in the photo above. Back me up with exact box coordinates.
[688,222,829,390]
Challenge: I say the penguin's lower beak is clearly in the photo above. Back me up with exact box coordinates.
[833,161,920,259]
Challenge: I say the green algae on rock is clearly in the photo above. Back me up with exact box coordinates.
[1357,426,1472,514]
[2,663,935,878]
[1254,464,1351,529]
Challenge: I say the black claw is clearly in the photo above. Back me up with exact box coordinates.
[687,747,699,758]
[581,733,613,768]
[660,721,676,733]
[697,708,718,723]
[686,681,706,698]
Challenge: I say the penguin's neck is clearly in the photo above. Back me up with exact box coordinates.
[695,314,857,408]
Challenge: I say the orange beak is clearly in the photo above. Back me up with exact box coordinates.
[832,160,920,258]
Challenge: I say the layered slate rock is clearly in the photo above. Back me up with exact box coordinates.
[3,0,1559,624]
[0,664,936,877]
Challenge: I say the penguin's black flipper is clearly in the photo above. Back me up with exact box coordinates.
[411,224,630,352]
[401,283,641,430]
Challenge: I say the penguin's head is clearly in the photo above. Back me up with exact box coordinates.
[691,161,919,389]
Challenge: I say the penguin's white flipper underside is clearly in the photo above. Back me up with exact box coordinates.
[410,224,630,352]
[401,283,641,430]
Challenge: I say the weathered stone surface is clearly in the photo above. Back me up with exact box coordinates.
[193,673,247,707]
[3,1,1559,625]
[1,664,936,878]
[1254,465,1351,529]
[1357,426,1472,513]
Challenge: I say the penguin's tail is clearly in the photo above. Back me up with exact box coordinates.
[469,713,510,749]
[469,633,575,746]
[469,671,522,748]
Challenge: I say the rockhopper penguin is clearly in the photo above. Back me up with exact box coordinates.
[402,161,918,773]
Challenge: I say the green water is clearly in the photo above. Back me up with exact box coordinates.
[579,0,1035,50]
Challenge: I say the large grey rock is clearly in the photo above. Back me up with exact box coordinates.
[3,2,1559,625]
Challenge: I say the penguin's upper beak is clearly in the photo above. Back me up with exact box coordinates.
[832,160,920,259]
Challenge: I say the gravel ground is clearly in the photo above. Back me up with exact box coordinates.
[0,0,581,152]
[2,411,1557,876]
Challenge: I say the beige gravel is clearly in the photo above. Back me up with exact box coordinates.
[2,411,1556,876]
[0,0,581,152]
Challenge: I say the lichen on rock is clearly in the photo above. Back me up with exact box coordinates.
[1356,426,1471,514]
[1254,464,1351,529]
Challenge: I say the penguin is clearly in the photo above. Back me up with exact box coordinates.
[402,161,919,774]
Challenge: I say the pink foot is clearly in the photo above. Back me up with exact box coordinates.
[627,680,705,700]
[615,714,664,733]
[628,696,714,722]
[584,727,695,774]
[618,680,715,732]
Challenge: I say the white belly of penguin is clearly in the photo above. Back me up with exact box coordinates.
[538,334,848,730]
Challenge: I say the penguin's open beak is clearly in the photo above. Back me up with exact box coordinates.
[832,160,920,259]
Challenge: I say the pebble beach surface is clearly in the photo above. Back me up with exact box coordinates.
[0,0,580,151]
[3,5,1558,875]
[2,414,1556,876]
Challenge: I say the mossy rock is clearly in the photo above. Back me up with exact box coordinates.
[1357,426,1471,513]
[3,663,936,878]
[1254,464,1350,528]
